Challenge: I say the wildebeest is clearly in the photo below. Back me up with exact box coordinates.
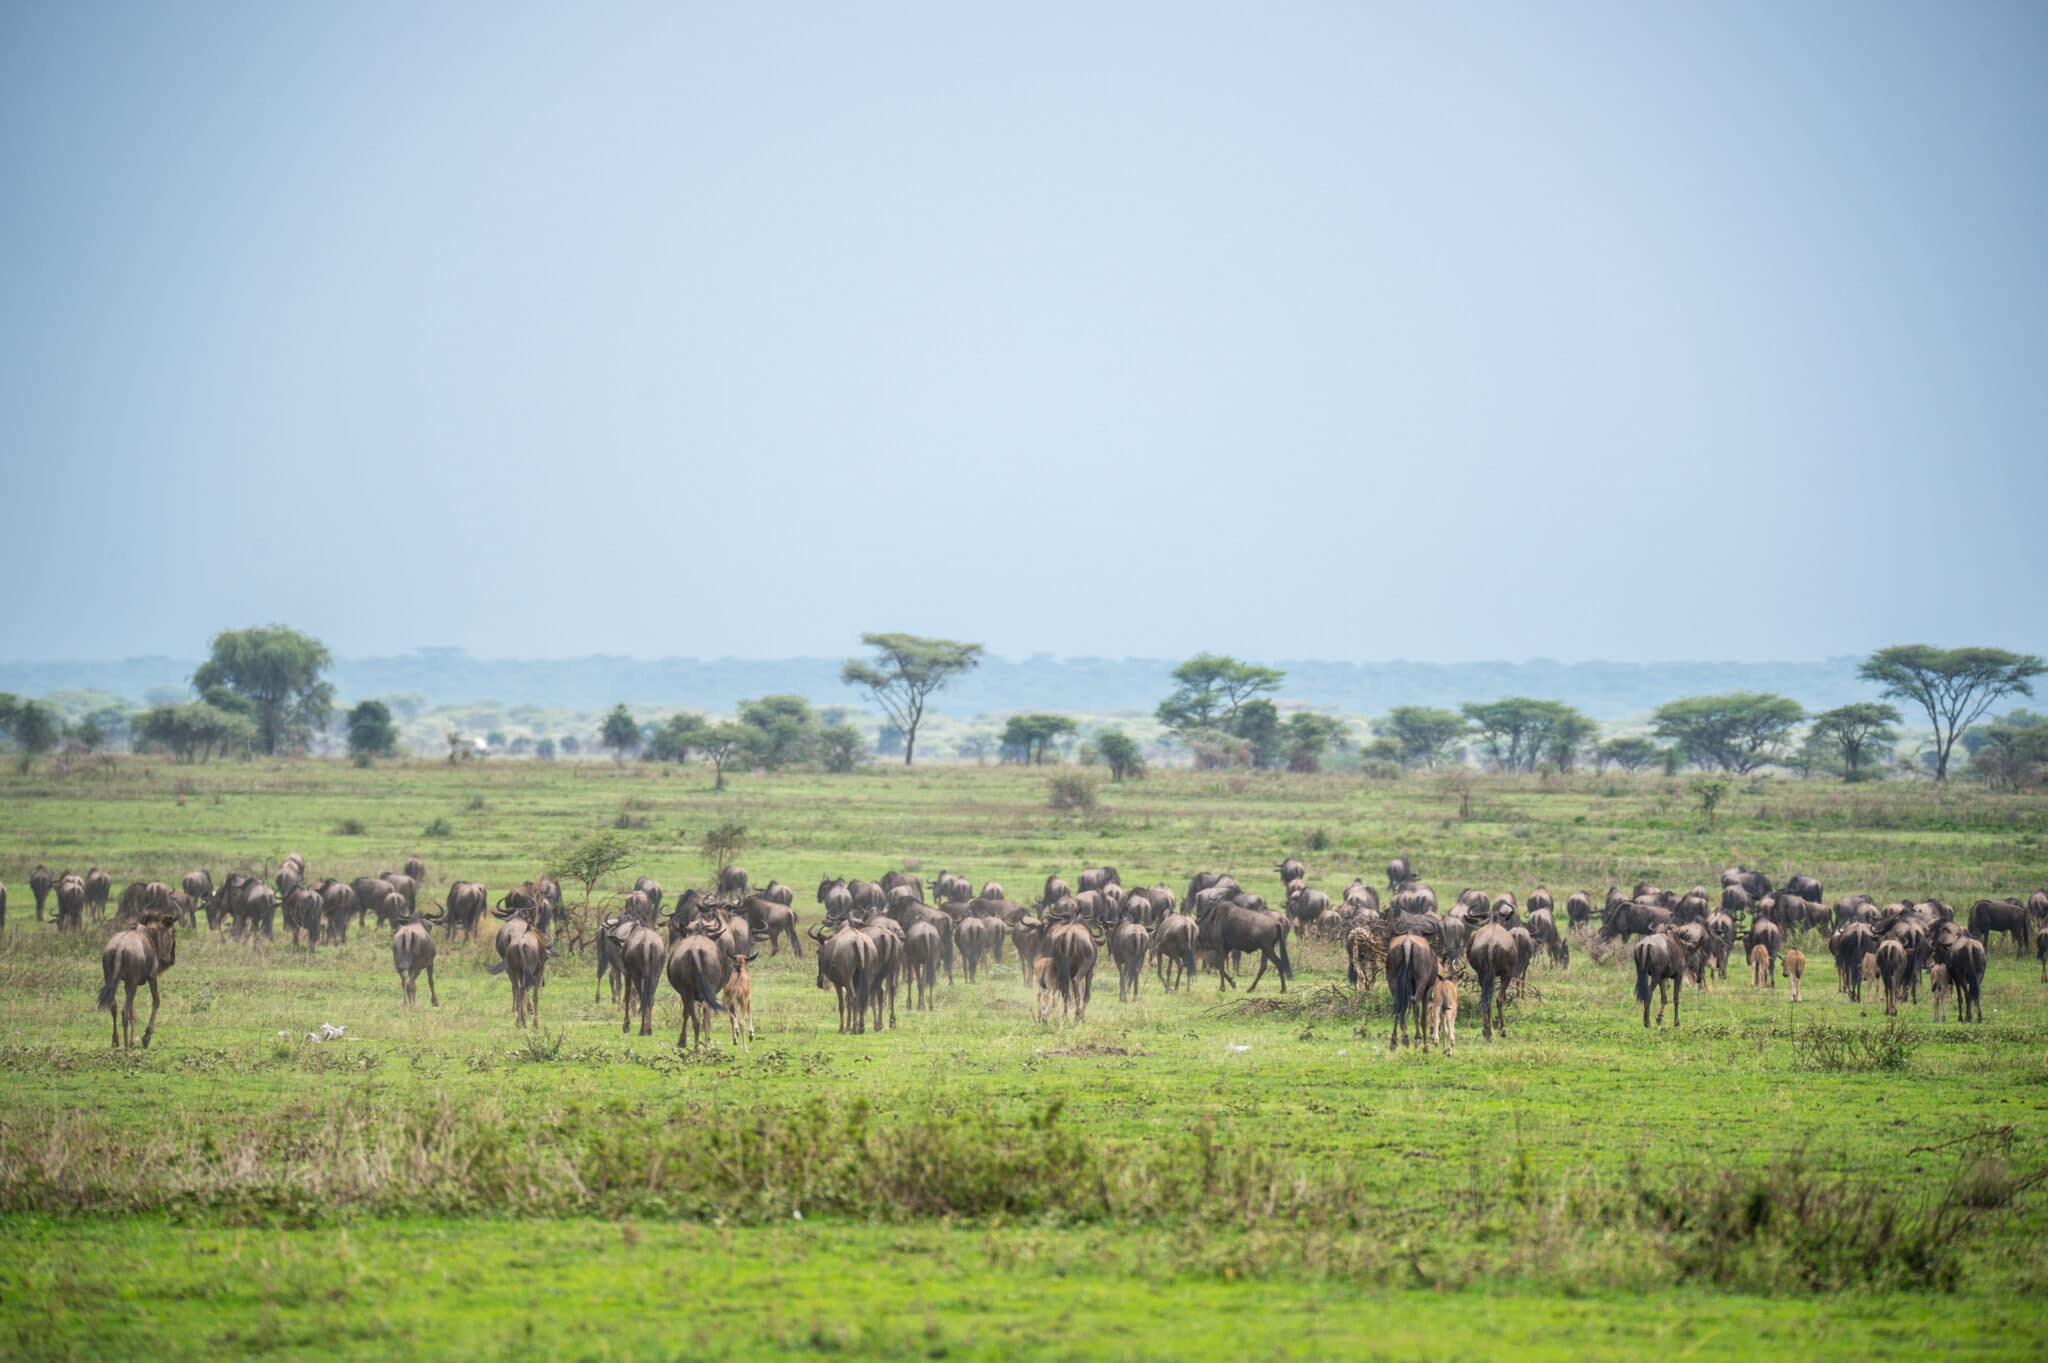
[98,910,178,1048]
[1041,874,1073,908]
[1466,922,1517,1041]
[1153,912,1197,993]
[1195,895,1292,993]
[1284,882,1330,939]
[282,886,325,948]
[741,894,803,957]
[1079,865,1121,894]
[1930,963,1951,1022]
[1876,939,1909,1016]
[181,870,214,919]
[1112,920,1151,1002]
[30,865,53,922]
[1386,856,1412,890]
[84,868,111,920]
[1527,907,1568,968]
[665,921,729,1048]
[1274,858,1305,892]
[606,916,667,1035]
[489,906,549,1028]
[1600,898,1669,943]
[1749,943,1772,988]
[391,909,443,1008]
[1633,932,1686,1027]
[903,920,941,1012]
[1565,890,1593,929]
[444,881,488,940]
[723,951,756,1049]
[1429,978,1459,1054]
[318,879,357,944]
[855,912,903,1030]
[1039,916,1098,1022]
[812,919,876,1034]
[1385,933,1438,1050]
[956,915,998,980]
[1968,898,2031,957]
[1939,935,1986,1023]
[1784,947,1806,1002]
[54,873,87,932]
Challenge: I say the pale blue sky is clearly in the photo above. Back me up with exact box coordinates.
[3,2,2043,663]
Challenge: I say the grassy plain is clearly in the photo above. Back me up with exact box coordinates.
[2,758,2046,1359]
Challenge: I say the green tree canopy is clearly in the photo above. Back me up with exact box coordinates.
[1155,654,1285,735]
[698,721,756,790]
[191,625,333,755]
[1094,728,1143,781]
[645,713,710,764]
[1284,712,1349,772]
[1597,736,1662,773]
[841,633,984,765]
[346,700,400,764]
[1377,706,1468,768]
[599,704,642,760]
[1460,698,1592,772]
[1001,713,1077,765]
[134,701,257,763]
[1807,702,1901,779]
[1650,693,1805,773]
[819,721,867,773]
[1859,645,2047,782]
[1,698,60,764]
[737,694,820,770]
[1231,699,1284,768]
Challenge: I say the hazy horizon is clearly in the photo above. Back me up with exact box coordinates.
[5,3,2045,662]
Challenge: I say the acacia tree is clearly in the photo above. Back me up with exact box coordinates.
[1155,654,1284,735]
[1001,713,1077,764]
[545,828,636,938]
[1094,729,1143,781]
[1807,702,1901,780]
[1284,712,1349,772]
[1597,736,1662,773]
[698,722,755,790]
[1460,698,1590,772]
[192,625,333,755]
[841,634,984,766]
[0,697,60,769]
[1650,693,1805,773]
[599,704,642,761]
[737,694,819,770]
[1377,707,1468,768]
[346,700,400,765]
[1859,645,2046,782]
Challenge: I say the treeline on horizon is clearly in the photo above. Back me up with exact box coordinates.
[3,628,2046,789]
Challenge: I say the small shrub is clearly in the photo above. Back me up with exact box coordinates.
[515,1029,567,1063]
[1048,774,1100,815]
[1792,1019,1922,1073]
[466,795,488,811]
[335,817,367,837]
[1304,827,1332,852]
[422,817,454,838]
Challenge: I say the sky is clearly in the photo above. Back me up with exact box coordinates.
[3,2,2044,665]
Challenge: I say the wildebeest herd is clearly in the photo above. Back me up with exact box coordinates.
[5,852,2042,1053]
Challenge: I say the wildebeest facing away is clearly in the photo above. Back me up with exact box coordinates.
[1112,919,1150,1002]
[741,894,803,957]
[489,906,549,1028]
[1153,912,1197,993]
[666,920,730,1048]
[98,910,178,1048]
[54,874,87,932]
[1466,921,1517,1041]
[812,918,876,1034]
[84,869,111,920]
[30,865,53,922]
[1633,932,1686,1027]
[391,909,443,1008]
[444,881,488,940]
[1385,933,1438,1051]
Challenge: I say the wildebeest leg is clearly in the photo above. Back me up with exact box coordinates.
[426,958,439,1008]
[1246,950,1271,993]
[140,977,161,1048]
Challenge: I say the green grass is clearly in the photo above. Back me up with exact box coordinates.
[3,758,2047,1358]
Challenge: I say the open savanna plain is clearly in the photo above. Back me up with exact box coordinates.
[2,758,2047,1360]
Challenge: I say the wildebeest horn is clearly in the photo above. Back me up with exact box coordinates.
[491,905,513,918]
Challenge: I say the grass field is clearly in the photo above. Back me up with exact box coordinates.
[2,758,2046,1360]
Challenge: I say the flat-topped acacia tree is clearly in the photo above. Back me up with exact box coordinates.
[841,633,983,766]
[1859,646,2046,782]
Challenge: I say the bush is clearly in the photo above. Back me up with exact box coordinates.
[1791,1019,1922,1073]
[422,817,453,838]
[335,817,367,836]
[1048,774,1100,815]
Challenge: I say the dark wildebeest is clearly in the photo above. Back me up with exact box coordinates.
[1633,932,1686,1028]
[1385,933,1438,1051]
[1039,915,1099,1022]
[283,886,324,949]
[182,870,214,920]
[1783,873,1823,907]
[1968,898,2031,957]
[742,894,803,957]
[380,872,418,910]
[30,865,54,922]
[318,880,357,944]
[1153,912,1197,992]
[904,921,941,1011]
[812,919,876,1034]
[1745,917,1784,980]
[1274,858,1305,892]
[932,871,973,905]
[1831,922,1875,1000]
[759,879,796,908]
[1938,934,1986,1023]
[1195,896,1292,993]
[1565,891,1593,929]
[629,876,663,912]
[0,880,6,931]
[1386,856,1413,891]
[354,877,396,930]
[391,909,444,1008]
[605,915,665,1035]
[98,910,178,1048]
[956,915,997,980]
[1112,920,1151,1002]
[665,921,730,1048]
[1284,882,1331,939]
[1466,921,1518,1041]
[1079,865,1121,894]
[445,881,488,940]
[1600,899,1669,943]
[1876,938,1909,1016]
[717,865,750,899]
[403,855,426,886]
[1528,907,1568,968]
[857,911,904,1030]
[1041,874,1073,908]
[489,907,549,1028]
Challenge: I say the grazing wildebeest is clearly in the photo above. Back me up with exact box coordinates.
[1385,933,1438,1051]
[903,921,941,1012]
[1153,912,1197,992]
[391,909,443,1008]
[1968,898,2031,957]
[1600,899,1669,944]
[1634,932,1686,1027]
[1430,978,1459,1054]
[1784,948,1806,1002]
[1386,856,1412,891]
[489,907,549,1028]
[665,922,729,1048]
[1284,882,1330,939]
[1112,920,1151,1002]
[741,894,802,957]
[1466,921,1517,1041]
[30,865,54,922]
[1079,865,1121,894]
[812,919,876,1034]
[1195,896,1292,993]
[98,911,178,1048]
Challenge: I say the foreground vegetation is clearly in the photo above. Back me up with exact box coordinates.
[2,759,2046,1358]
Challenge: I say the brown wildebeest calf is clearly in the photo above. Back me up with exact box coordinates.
[1429,978,1459,1054]
[1750,943,1772,989]
[98,911,178,1048]
[1861,951,1879,995]
[1784,948,1806,1003]
[1930,963,1950,1022]
[723,951,756,1049]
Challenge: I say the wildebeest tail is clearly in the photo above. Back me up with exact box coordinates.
[1634,952,1652,1005]
[1278,928,1293,981]
[640,968,659,1015]
[488,960,508,975]
[96,966,118,1013]
[697,972,728,1015]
